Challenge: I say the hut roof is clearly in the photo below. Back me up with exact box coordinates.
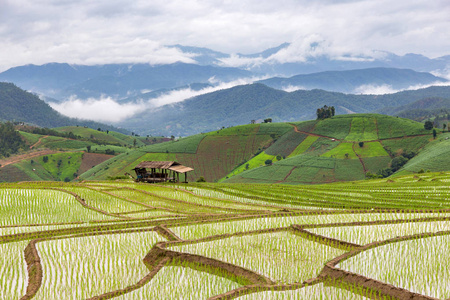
[133,161,193,173]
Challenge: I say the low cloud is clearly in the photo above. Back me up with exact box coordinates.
[353,80,450,95]
[51,76,268,123]
[352,84,398,95]
[281,85,307,92]
[217,35,388,69]
[49,96,145,123]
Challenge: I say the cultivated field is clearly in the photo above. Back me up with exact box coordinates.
[2,172,450,299]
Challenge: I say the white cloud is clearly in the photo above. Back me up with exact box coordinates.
[352,84,398,95]
[353,80,450,95]
[50,76,268,122]
[0,0,449,71]
[49,96,145,123]
[281,85,307,92]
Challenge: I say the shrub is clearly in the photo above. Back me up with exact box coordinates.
[196,176,206,182]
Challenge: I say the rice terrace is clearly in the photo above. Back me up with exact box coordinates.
[2,112,450,299]
[2,171,450,299]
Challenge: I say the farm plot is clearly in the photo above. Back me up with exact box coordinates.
[35,230,165,299]
[0,241,29,299]
[114,266,242,299]
[170,212,450,240]
[338,234,450,299]
[2,174,450,299]
[0,188,117,225]
[237,282,371,299]
[308,220,450,245]
[174,231,346,284]
[61,187,147,214]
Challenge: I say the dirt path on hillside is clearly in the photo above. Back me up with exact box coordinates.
[29,135,49,149]
[0,149,60,168]
[276,166,297,183]
[352,143,367,174]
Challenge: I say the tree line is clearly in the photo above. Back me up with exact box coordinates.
[0,122,25,158]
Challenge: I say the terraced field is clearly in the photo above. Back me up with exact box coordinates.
[2,172,450,299]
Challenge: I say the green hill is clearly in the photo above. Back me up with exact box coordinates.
[0,125,164,183]
[79,114,441,184]
[2,113,446,184]
[223,114,434,184]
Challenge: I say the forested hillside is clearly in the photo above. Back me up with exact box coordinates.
[0,82,127,133]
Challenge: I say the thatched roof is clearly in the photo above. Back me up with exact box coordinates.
[134,161,193,173]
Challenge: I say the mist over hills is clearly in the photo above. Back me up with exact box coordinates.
[116,84,450,137]
[0,42,449,137]
[257,68,447,93]
[0,82,128,133]
[0,42,449,101]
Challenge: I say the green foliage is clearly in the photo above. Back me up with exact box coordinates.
[381,136,430,157]
[39,152,83,181]
[0,122,25,157]
[316,105,335,120]
[264,159,273,166]
[391,156,409,172]
[424,120,434,130]
[196,176,206,182]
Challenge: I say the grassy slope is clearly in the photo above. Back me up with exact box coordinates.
[224,114,433,184]
[54,126,143,147]
[80,123,291,182]
[6,113,444,184]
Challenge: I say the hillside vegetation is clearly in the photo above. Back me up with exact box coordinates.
[118,83,450,137]
[0,82,127,133]
[80,114,442,184]
[1,113,447,184]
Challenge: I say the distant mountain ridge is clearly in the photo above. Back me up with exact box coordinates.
[0,62,251,100]
[0,42,449,101]
[116,83,450,136]
[257,68,447,93]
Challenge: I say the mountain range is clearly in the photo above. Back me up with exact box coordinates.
[117,84,450,136]
[0,43,449,136]
[0,42,449,101]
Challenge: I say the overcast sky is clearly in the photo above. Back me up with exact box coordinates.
[1,0,449,72]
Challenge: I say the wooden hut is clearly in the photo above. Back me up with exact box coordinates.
[132,161,193,183]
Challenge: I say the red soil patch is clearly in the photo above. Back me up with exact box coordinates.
[79,153,114,174]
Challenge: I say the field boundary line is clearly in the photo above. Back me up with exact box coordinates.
[291,226,359,250]
[319,230,450,300]
[155,225,182,241]
[209,277,322,300]
[21,240,42,300]
[86,257,170,300]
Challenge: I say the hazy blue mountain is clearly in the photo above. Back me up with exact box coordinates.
[116,83,450,137]
[257,68,448,93]
[119,82,213,104]
[0,62,251,101]
[169,42,450,76]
